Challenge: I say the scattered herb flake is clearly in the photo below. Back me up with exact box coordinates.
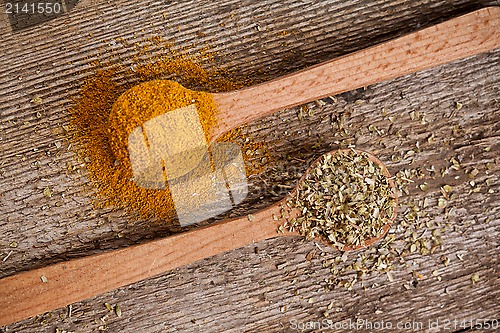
[43,187,53,197]
[104,303,113,312]
[31,96,43,105]
[115,304,122,317]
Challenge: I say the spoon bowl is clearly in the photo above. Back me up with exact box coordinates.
[297,149,398,251]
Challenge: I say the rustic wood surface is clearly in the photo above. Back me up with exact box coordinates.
[0,0,499,332]
[212,7,499,140]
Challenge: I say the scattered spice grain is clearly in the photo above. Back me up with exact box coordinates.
[104,303,113,312]
[115,304,122,317]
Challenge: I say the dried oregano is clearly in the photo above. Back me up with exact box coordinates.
[285,149,396,248]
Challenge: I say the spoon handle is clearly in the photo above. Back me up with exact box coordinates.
[0,203,290,326]
[211,7,500,140]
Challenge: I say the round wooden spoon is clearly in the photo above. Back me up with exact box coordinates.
[0,149,397,326]
[108,7,498,187]
[112,7,498,147]
[108,7,498,191]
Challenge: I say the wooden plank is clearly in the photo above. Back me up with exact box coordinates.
[0,147,397,326]
[212,8,499,140]
[0,0,499,331]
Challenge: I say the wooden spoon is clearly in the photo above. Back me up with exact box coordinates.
[112,7,498,185]
[216,7,499,141]
[0,149,397,326]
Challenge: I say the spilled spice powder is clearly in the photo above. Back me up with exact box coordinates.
[69,54,268,222]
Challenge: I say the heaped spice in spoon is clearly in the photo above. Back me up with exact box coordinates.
[285,149,396,249]
[107,79,218,170]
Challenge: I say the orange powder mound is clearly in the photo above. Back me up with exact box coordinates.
[69,54,269,222]
[70,70,177,220]
[107,80,217,167]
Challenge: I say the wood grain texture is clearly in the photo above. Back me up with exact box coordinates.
[0,203,290,326]
[0,149,396,325]
[211,7,499,140]
[0,0,499,332]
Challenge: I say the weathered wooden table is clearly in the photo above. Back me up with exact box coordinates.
[1,0,498,332]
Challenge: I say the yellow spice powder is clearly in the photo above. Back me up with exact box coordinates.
[107,80,218,167]
[69,53,268,223]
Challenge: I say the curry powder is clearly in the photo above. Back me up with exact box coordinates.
[69,54,266,223]
[107,80,217,169]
